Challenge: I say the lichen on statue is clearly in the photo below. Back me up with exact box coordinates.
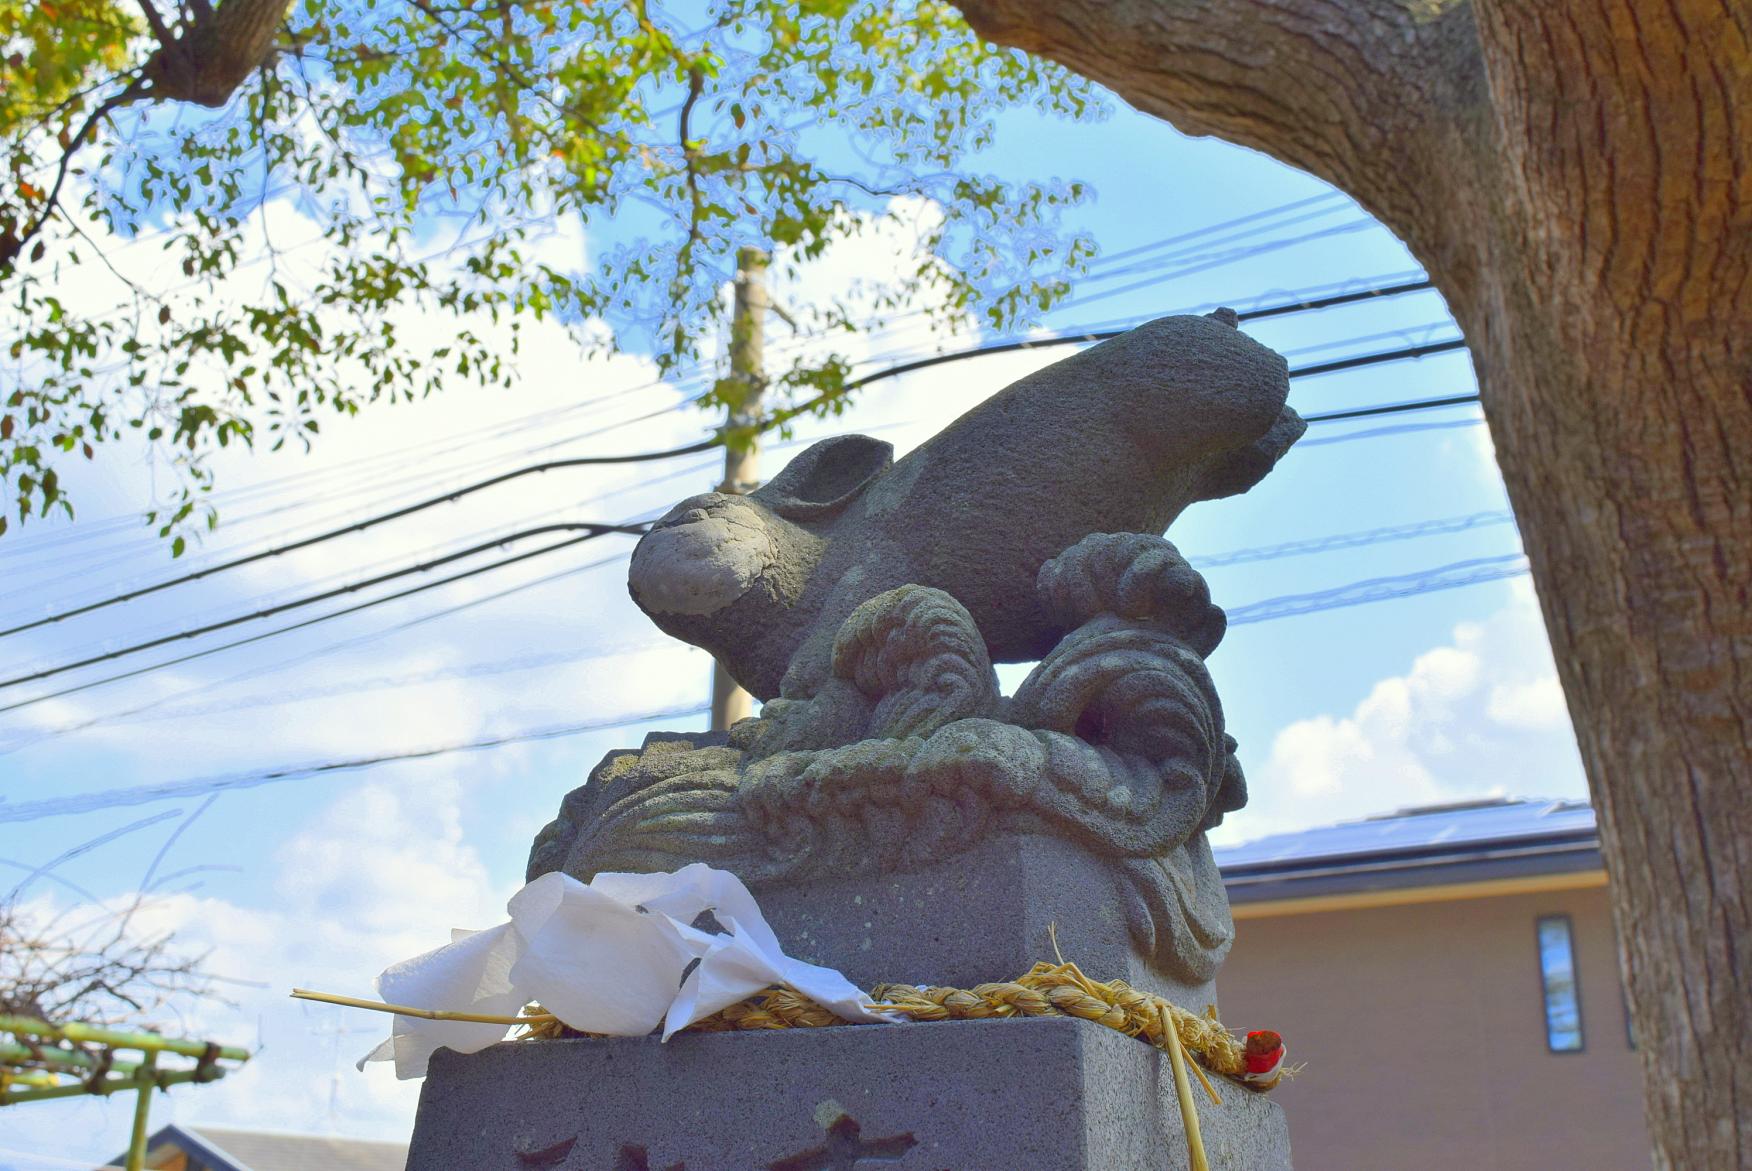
[530,309,1303,987]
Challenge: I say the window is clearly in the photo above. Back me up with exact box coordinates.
[1537,915,1584,1053]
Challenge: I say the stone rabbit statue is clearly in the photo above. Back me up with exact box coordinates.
[532,308,1303,996]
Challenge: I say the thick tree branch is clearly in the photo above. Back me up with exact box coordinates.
[952,2,1750,1166]
[950,0,1492,279]
[142,0,294,107]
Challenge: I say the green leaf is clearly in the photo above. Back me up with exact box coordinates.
[0,0,1102,547]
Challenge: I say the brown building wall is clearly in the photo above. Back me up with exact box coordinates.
[1216,884,1651,1170]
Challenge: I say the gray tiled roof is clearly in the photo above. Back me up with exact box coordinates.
[145,1125,406,1171]
[1214,796,1595,870]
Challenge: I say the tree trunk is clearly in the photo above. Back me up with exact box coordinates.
[950,1,1752,1165]
[143,0,294,107]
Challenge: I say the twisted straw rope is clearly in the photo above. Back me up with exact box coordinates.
[872,961,1249,1083]
[526,959,1271,1097]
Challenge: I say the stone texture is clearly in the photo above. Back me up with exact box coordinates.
[749,832,1218,1009]
[408,1016,1291,1170]
[627,312,1302,701]
[533,546,1245,991]
[493,314,1297,1167]
[530,311,1300,995]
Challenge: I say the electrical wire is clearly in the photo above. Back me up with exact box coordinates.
[6,214,1429,581]
[4,195,1362,563]
[1301,394,1480,423]
[1190,510,1515,569]
[0,523,648,689]
[2,196,1430,579]
[1057,220,1384,312]
[5,642,670,738]
[0,456,692,639]
[0,387,1487,715]
[0,548,639,754]
[1226,554,1529,626]
[0,550,1534,824]
[1081,192,1349,268]
[3,425,891,667]
[834,323,1461,393]
[1295,417,1484,447]
[0,527,646,715]
[0,293,1463,641]
[0,389,702,626]
[0,704,716,823]
[3,482,1513,746]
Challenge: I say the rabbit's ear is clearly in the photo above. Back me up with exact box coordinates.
[752,434,892,520]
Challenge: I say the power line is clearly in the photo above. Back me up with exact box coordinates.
[1083,192,1349,268]
[1226,278,1433,322]
[5,494,1513,745]
[1,425,882,662]
[1301,393,1481,423]
[5,197,1365,565]
[1191,510,1515,568]
[1,642,671,745]
[0,704,715,823]
[1058,220,1384,311]
[1296,417,1484,447]
[834,307,1454,390]
[1064,204,1362,287]
[0,399,721,633]
[0,456,688,639]
[0,388,1486,713]
[0,528,643,715]
[0,375,671,564]
[1227,554,1529,626]
[1287,338,1465,380]
[749,195,1372,361]
[0,523,647,689]
[0,548,640,754]
[0,549,1531,824]
[0,386,1487,709]
[1,287,1463,640]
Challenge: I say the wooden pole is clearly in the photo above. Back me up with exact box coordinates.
[125,1050,155,1171]
[710,247,768,731]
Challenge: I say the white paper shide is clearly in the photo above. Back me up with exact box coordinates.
[358,864,889,1079]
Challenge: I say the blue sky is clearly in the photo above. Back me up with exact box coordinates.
[0,73,1586,1168]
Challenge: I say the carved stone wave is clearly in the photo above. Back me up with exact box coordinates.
[531,534,1246,983]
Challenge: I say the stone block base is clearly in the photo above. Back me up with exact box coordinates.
[751,833,1217,1012]
[408,1016,1290,1170]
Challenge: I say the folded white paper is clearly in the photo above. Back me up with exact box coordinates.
[359,865,892,1079]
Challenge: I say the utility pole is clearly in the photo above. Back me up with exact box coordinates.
[710,248,767,731]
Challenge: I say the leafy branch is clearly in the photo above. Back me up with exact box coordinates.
[1,0,1105,545]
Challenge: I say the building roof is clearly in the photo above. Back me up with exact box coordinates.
[119,1124,407,1171]
[1215,797,1601,905]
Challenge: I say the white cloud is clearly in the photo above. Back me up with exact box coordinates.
[1486,674,1570,731]
[3,773,520,1165]
[1215,581,1589,844]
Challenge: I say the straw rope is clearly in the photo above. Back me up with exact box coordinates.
[507,959,1289,1171]
[516,959,1278,1100]
[298,958,1290,1171]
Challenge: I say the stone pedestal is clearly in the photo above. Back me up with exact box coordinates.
[751,833,1218,1011]
[408,1017,1290,1170]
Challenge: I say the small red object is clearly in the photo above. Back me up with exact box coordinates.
[1244,1029,1285,1074]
